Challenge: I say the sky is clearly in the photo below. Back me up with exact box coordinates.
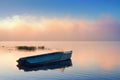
[0,0,120,41]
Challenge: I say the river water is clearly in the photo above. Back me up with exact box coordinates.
[0,41,120,80]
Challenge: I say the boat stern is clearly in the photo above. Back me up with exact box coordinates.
[60,51,72,61]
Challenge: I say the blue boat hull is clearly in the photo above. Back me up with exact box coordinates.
[17,59,72,71]
[17,51,72,66]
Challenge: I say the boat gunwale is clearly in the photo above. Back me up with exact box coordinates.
[19,52,64,60]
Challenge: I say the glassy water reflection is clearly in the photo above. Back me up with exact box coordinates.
[0,41,120,80]
[17,59,72,72]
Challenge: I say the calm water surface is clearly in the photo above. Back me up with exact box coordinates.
[0,41,120,80]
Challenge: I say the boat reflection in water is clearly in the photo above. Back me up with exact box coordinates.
[17,59,72,72]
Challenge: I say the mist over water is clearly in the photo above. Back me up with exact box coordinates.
[0,41,120,80]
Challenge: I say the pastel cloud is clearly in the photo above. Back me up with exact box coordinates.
[0,15,119,41]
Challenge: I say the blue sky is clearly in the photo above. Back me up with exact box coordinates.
[0,0,120,41]
[0,0,120,19]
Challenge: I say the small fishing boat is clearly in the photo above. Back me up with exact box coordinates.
[17,51,72,66]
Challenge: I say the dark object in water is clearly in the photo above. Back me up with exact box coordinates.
[38,46,45,50]
[17,59,72,72]
[2,46,5,47]
[16,46,36,51]
[17,51,72,66]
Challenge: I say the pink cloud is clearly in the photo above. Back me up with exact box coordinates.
[0,15,119,41]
